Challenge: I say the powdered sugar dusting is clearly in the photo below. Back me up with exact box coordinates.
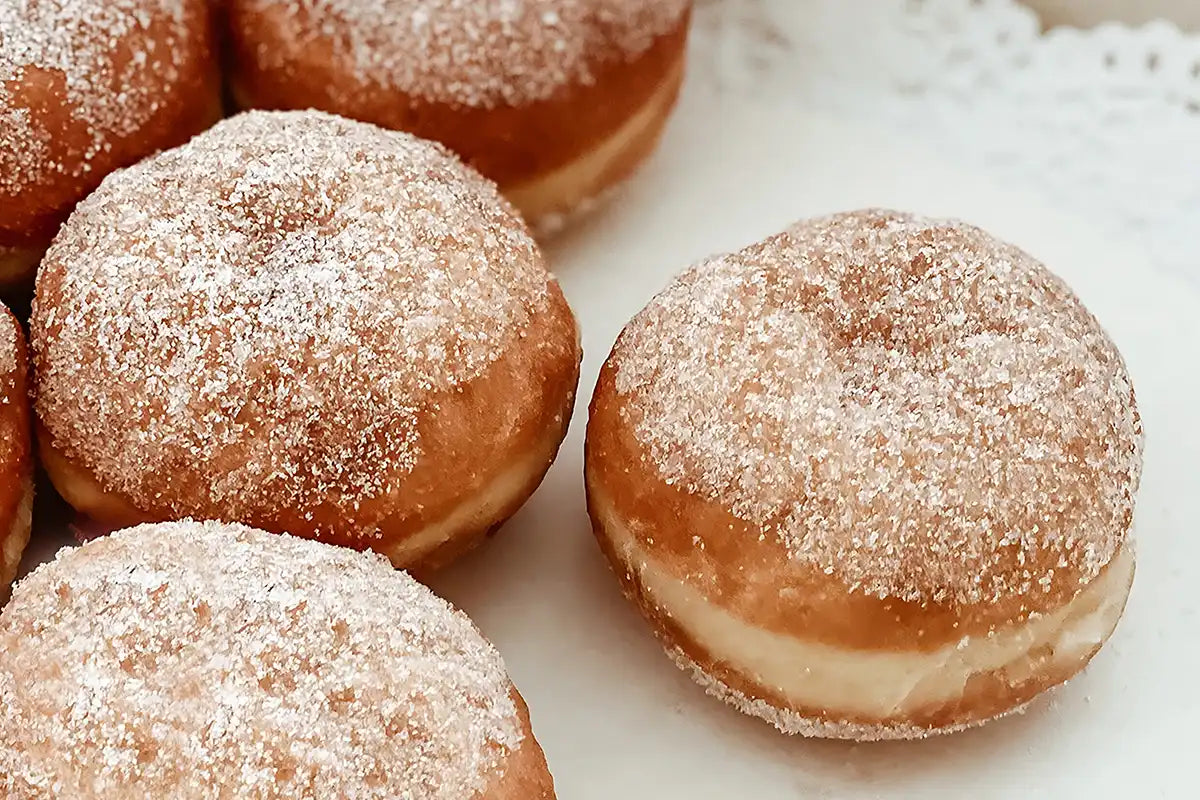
[0,0,193,191]
[241,0,691,107]
[0,305,15,384]
[0,305,19,473]
[0,520,521,797]
[33,110,553,534]
[613,210,1142,605]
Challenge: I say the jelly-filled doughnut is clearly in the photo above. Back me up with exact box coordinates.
[33,110,581,572]
[0,520,555,797]
[586,209,1142,739]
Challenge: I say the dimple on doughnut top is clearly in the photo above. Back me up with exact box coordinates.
[33,109,555,534]
[612,209,1143,606]
[0,520,522,798]
[0,0,200,192]
[239,0,692,108]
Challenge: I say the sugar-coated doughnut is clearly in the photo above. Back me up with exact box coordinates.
[0,303,32,600]
[226,0,692,232]
[586,209,1143,739]
[32,110,581,572]
[0,520,555,798]
[0,0,221,292]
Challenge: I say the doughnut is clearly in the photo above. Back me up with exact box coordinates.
[586,209,1143,739]
[0,0,222,292]
[0,303,32,600]
[0,520,556,797]
[32,109,581,572]
[225,0,693,232]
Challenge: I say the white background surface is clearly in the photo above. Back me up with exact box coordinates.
[18,6,1200,800]
[692,0,1200,290]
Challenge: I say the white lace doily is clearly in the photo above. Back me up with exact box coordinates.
[694,0,1200,285]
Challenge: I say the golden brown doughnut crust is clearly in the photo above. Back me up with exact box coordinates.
[0,0,222,282]
[37,303,580,571]
[589,477,1135,737]
[226,0,691,219]
[32,111,581,570]
[588,373,1136,652]
[587,210,1142,649]
[485,693,557,800]
[0,304,32,598]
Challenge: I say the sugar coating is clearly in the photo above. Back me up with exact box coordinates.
[0,520,522,798]
[613,210,1143,605]
[0,305,15,383]
[33,110,554,533]
[0,0,193,191]
[0,306,19,470]
[667,647,1030,741]
[240,0,691,107]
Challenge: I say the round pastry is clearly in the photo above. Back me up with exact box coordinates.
[225,0,693,232]
[0,0,222,292]
[32,109,581,572]
[0,520,556,798]
[586,209,1143,740]
[0,303,33,600]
